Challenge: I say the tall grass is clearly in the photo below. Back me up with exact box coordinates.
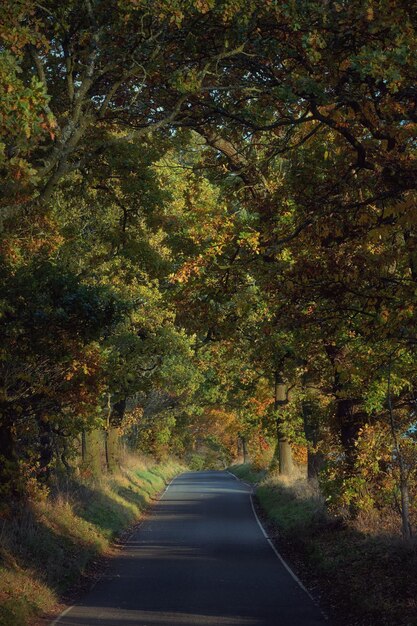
[229,464,417,626]
[228,463,267,484]
[0,456,185,626]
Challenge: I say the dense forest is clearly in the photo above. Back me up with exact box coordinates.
[1,1,417,622]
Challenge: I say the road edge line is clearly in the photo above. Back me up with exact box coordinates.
[249,493,328,621]
[228,470,328,621]
[249,495,312,596]
[50,605,74,626]
[225,470,253,491]
[162,475,176,495]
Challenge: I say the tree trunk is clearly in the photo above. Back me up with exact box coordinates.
[82,430,87,464]
[241,435,248,464]
[325,345,363,475]
[0,411,18,496]
[60,437,71,474]
[301,371,324,480]
[337,398,364,474]
[238,434,248,464]
[271,371,294,477]
[106,428,120,474]
[84,429,103,478]
[399,468,412,540]
[106,398,126,473]
[37,416,54,482]
[387,360,412,540]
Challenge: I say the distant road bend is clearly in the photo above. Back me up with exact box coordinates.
[54,471,326,626]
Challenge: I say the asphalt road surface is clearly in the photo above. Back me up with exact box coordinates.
[54,471,326,626]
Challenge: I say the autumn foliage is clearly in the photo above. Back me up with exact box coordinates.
[0,0,416,546]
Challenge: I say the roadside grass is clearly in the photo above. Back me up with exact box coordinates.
[0,456,185,626]
[228,463,266,484]
[229,464,417,626]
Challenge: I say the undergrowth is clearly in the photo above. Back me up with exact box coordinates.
[229,464,417,626]
[0,456,184,626]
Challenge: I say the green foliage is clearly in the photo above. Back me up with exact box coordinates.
[188,453,206,471]
[0,1,50,201]
[1,0,417,545]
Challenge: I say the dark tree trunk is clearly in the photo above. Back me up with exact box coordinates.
[325,345,364,475]
[301,376,325,481]
[325,345,367,518]
[387,361,412,540]
[82,430,87,463]
[303,420,324,480]
[60,437,71,473]
[37,416,54,482]
[337,398,364,474]
[0,410,18,496]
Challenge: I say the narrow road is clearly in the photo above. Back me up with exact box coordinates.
[54,471,326,626]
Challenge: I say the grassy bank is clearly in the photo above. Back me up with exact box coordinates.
[0,456,185,626]
[227,463,267,484]
[229,464,417,626]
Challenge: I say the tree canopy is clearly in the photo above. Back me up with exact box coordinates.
[1,0,417,539]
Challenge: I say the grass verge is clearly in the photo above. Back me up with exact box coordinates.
[229,464,417,626]
[0,456,185,626]
[228,463,266,484]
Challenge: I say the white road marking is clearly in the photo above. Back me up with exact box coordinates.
[249,494,314,597]
[225,470,253,490]
[51,471,327,624]
[228,470,328,621]
[163,476,176,494]
[50,605,74,626]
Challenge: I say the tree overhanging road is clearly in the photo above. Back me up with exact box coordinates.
[54,471,326,626]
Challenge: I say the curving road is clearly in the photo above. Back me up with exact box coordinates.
[53,471,326,626]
